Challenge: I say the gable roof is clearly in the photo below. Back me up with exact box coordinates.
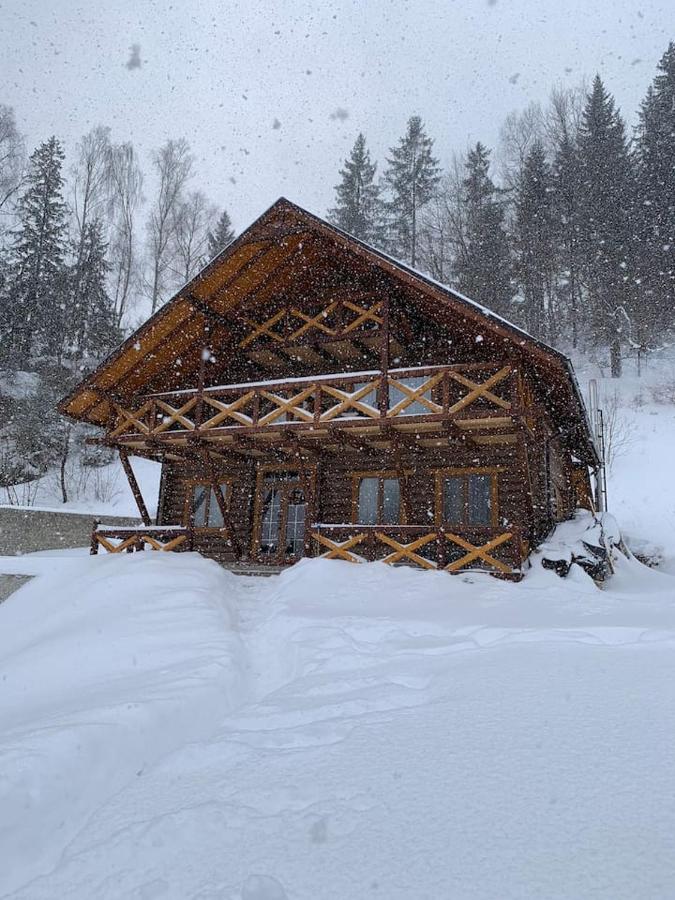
[59,197,599,465]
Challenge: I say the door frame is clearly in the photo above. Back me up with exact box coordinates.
[251,463,317,563]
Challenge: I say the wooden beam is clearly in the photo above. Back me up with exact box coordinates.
[186,292,232,330]
[327,426,379,456]
[201,448,242,558]
[380,424,422,453]
[118,448,151,525]
[143,236,309,395]
[378,295,390,415]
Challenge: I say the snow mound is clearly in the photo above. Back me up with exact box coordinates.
[531,508,631,580]
[3,552,675,898]
[0,552,247,896]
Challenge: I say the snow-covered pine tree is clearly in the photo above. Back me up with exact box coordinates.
[1,136,68,364]
[454,143,514,317]
[513,140,556,340]
[384,116,440,267]
[207,210,235,259]
[633,42,675,347]
[328,133,385,246]
[67,218,119,364]
[550,126,584,348]
[576,76,634,377]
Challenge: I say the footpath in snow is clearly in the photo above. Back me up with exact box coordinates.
[2,546,675,899]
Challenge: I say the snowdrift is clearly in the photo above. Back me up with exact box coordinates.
[2,547,675,898]
[0,553,245,895]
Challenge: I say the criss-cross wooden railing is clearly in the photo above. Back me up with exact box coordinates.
[91,525,190,554]
[312,524,524,578]
[239,298,384,348]
[108,362,516,440]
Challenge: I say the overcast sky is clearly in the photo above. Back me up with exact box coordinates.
[1,0,672,230]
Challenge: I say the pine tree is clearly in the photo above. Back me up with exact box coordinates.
[1,137,68,363]
[207,210,235,258]
[67,219,119,363]
[454,143,514,317]
[513,141,556,340]
[633,42,675,347]
[328,133,385,246]
[384,116,441,267]
[550,128,584,348]
[577,76,633,376]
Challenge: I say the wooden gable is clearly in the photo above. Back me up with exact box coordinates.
[59,197,598,467]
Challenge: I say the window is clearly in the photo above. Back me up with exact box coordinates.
[439,471,495,526]
[257,471,308,560]
[356,475,402,525]
[284,486,306,555]
[187,482,231,528]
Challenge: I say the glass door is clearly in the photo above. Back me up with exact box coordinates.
[257,472,308,564]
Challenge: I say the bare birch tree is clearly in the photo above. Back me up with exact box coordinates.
[68,127,112,339]
[0,105,25,234]
[170,190,218,286]
[417,154,469,285]
[105,141,143,327]
[498,102,546,194]
[146,138,194,312]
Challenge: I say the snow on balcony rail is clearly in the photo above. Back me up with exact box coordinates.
[145,363,477,399]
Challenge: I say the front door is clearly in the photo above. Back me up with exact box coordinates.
[257,471,308,564]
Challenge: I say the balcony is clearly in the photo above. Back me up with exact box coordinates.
[106,362,519,450]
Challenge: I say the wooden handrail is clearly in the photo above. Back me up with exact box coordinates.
[311,523,523,577]
[108,362,516,440]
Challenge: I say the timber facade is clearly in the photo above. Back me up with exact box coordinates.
[60,198,600,578]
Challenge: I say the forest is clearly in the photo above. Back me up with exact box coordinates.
[0,41,673,505]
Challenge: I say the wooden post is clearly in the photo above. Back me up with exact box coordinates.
[436,528,447,569]
[302,459,318,558]
[313,385,322,427]
[194,329,208,430]
[90,519,100,555]
[119,449,152,526]
[251,391,261,427]
[201,447,242,558]
[378,295,390,417]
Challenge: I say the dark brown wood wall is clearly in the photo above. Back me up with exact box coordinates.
[157,437,529,559]
[158,455,255,560]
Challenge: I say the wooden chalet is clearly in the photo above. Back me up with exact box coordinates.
[59,198,600,578]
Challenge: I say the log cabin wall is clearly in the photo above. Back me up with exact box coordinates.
[158,457,255,562]
[157,437,530,565]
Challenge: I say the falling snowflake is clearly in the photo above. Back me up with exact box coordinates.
[329,108,349,122]
[126,44,142,70]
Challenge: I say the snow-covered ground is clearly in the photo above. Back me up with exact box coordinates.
[2,355,675,899]
[15,454,163,518]
[1,546,675,899]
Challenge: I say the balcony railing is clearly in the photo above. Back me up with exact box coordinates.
[312,524,525,577]
[91,524,189,554]
[90,521,524,578]
[108,362,516,441]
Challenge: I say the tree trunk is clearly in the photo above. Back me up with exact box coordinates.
[59,425,71,504]
[610,338,622,379]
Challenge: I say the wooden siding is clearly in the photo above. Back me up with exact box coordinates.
[157,436,532,564]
